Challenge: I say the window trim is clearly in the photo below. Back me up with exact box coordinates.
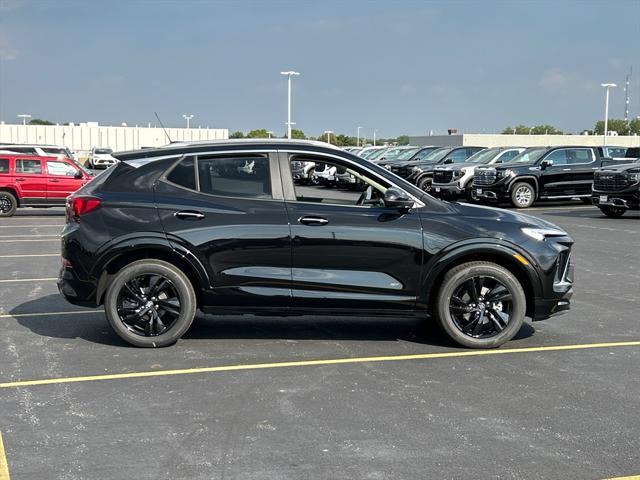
[542,148,595,166]
[160,151,284,202]
[279,150,424,209]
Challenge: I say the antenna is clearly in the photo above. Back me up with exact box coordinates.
[154,112,172,143]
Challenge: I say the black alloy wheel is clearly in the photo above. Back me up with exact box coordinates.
[104,260,197,347]
[599,206,626,218]
[435,261,526,348]
[449,276,514,339]
[116,274,182,337]
[417,176,433,193]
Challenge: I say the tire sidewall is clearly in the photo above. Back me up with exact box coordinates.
[511,182,535,208]
[600,206,626,218]
[436,263,526,349]
[0,192,17,217]
[104,260,196,347]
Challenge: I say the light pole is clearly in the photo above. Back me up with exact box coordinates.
[357,126,363,146]
[17,114,31,125]
[600,83,617,145]
[324,130,334,144]
[373,129,378,146]
[182,114,194,129]
[267,131,274,139]
[280,71,300,139]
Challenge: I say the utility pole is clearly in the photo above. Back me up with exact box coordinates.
[624,68,632,134]
[601,83,617,146]
[280,71,300,139]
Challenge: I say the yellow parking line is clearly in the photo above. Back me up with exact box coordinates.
[0,431,9,480]
[0,310,102,319]
[601,476,640,480]
[1,340,639,390]
[0,278,57,283]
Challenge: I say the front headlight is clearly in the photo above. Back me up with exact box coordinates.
[628,172,640,182]
[504,169,516,178]
[412,166,422,173]
[521,227,567,241]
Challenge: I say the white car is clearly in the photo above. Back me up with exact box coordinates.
[87,147,118,169]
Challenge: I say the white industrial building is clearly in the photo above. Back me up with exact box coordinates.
[409,133,640,148]
[0,123,229,158]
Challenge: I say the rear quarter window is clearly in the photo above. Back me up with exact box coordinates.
[0,159,9,174]
[16,159,42,174]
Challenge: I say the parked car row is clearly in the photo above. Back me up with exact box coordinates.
[351,144,639,215]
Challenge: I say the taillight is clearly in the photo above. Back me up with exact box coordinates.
[68,196,101,220]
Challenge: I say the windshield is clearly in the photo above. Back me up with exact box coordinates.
[465,149,500,164]
[361,149,383,159]
[73,159,93,175]
[508,148,547,164]
[380,148,415,160]
[394,147,420,160]
[367,149,390,161]
[603,147,627,158]
[95,148,113,154]
[415,147,451,163]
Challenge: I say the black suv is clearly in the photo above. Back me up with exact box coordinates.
[408,147,485,193]
[58,140,574,349]
[591,160,640,217]
[473,146,613,208]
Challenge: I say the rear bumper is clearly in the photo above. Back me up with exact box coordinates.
[58,266,99,308]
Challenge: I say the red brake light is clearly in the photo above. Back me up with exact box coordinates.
[69,196,101,219]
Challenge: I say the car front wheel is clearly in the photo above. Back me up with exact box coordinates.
[104,259,197,347]
[435,261,526,348]
[417,176,433,193]
[599,206,626,218]
[510,182,535,208]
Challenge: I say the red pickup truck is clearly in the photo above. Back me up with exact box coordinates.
[0,154,93,217]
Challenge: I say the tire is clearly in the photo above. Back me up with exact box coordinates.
[0,191,17,217]
[104,259,197,348]
[510,182,535,208]
[435,261,526,349]
[417,176,433,193]
[599,206,626,218]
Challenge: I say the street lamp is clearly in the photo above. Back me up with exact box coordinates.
[17,114,31,125]
[373,129,378,146]
[357,126,363,146]
[324,130,334,144]
[267,131,274,139]
[182,114,194,129]
[600,83,617,145]
[280,71,300,139]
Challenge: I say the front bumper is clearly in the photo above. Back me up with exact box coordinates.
[432,182,464,198]
[471,182,511,202]
[591,187,640,210]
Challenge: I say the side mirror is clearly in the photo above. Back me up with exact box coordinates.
[495,159,503,164]
[74,170,83,179]
[443,158,453,164]
[384,188,414,209]
[540,159,553,169]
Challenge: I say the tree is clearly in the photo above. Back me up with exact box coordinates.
[28,118,54,125]
[229,131,244,138]
[530,124,563,135]
[246,129,270,138]
[290,129,306,139]
[502,125,530,134]
[396,135,410,145]
[594,119,635,135]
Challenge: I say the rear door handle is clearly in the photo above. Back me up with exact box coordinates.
[174,210,205,220]
[298,216,329,226]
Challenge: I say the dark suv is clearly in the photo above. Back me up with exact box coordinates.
[473,146,613,208]
[58,140,574,349]
[591,160,640,217]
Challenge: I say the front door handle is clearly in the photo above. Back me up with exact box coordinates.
[174,210,205,220]
[15,178,25,182]
[298,216,329,226]
[49,179,60,183]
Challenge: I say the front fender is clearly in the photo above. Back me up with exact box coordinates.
[418,239,543,310]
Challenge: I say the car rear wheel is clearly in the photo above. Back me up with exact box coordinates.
[510,182,535,208]
[599,206,626,218]
[104,260,197,347]
[435,261,526,348]
[0,191,17,217]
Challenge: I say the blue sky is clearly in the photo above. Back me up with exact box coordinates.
[1,0,638,137]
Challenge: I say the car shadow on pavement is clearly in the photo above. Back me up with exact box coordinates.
[12,294,535,348]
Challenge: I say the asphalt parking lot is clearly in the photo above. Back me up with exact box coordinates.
[0,203,638,480]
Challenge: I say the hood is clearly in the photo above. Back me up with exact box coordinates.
[597,161,640,173]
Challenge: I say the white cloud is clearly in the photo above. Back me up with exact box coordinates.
[539,69,570,89]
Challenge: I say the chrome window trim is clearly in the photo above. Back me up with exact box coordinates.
[541,148,596,166]
[280,149,425,208]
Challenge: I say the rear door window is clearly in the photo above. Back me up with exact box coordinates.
[197,155,272,199]
[16,159,43,174]
[566,148,593,164]
[0,158,9,174]
[166,156,196,190]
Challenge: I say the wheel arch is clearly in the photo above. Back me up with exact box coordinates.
[510,176,539,198]
[0,187,20,207]
[93,240,209,307]
[420,242,542,319]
